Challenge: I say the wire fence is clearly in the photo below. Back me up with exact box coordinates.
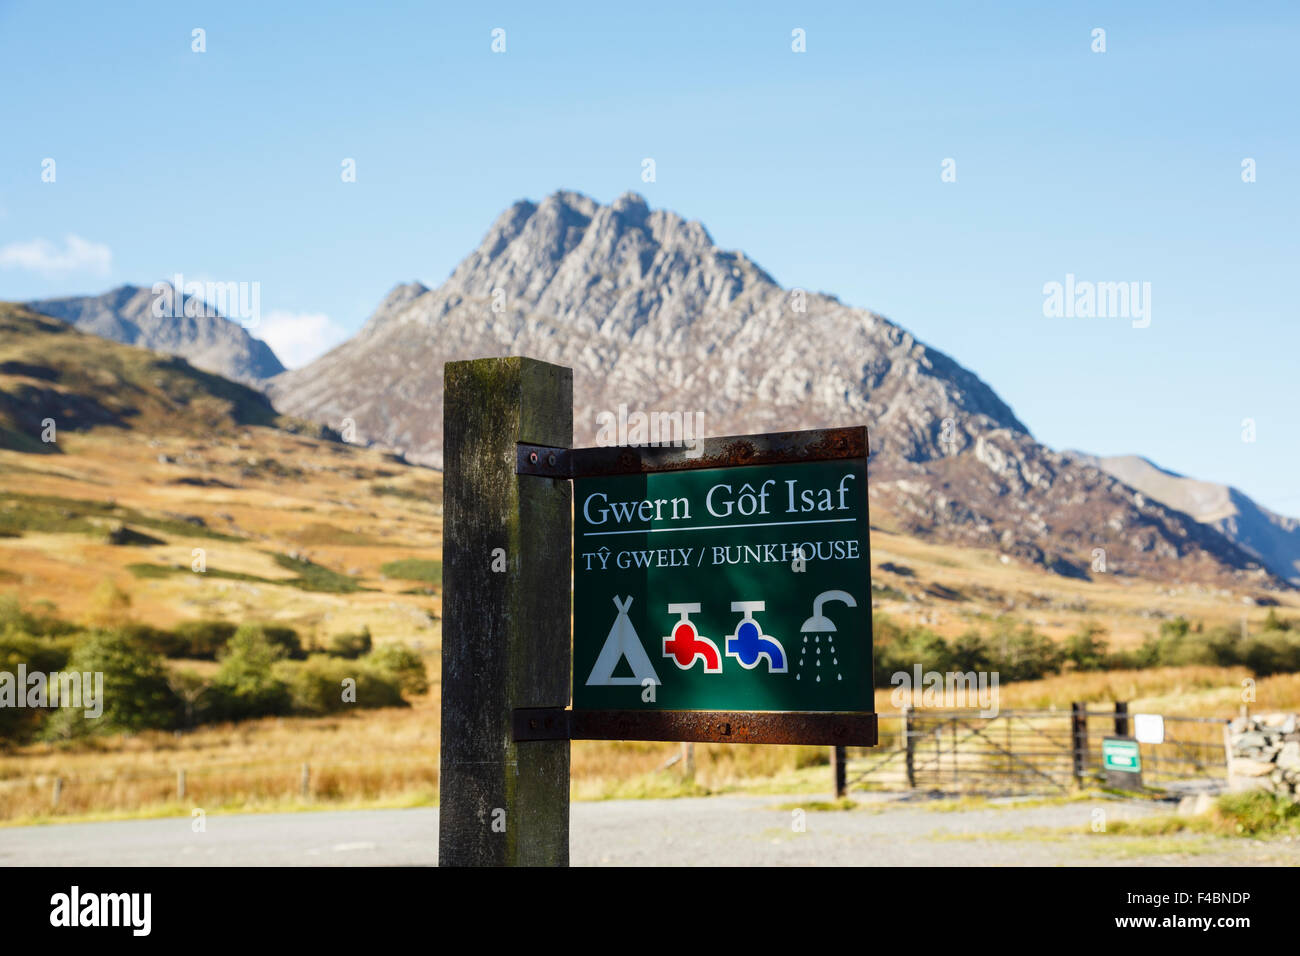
[0,753,440,818]
[0,704,1239,817]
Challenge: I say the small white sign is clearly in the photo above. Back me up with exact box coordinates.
[1134,713,1164,745]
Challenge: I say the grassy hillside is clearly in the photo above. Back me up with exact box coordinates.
[0,305,293,451]
[1,299,1297,824]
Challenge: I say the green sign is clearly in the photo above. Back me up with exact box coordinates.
[1102,737,1142,773]
[573,458,872,712]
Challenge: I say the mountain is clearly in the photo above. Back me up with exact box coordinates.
[1069,453,1300,586]
[270,190,1285,590]
[0,303,316,452]
[27,284,284,387]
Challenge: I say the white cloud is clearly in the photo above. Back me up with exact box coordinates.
[0,234,112,277]
[258,310,349,369]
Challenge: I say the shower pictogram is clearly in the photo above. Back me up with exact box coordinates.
[796,589,857,683]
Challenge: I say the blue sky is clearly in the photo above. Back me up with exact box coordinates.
[1,1,1297,515]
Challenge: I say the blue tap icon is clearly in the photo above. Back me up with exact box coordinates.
[725,601,787,673]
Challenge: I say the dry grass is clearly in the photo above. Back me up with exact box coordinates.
[873,667,1300,717]
[0,694,442,824]
[869,528,1299,648]
[2,391,1298,825]
[7,661,1294,825]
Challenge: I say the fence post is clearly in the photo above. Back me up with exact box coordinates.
[1113,701,1129,737]
[52,776,62,808]
[831,745,847,798]
[682,743,695,782]
[903,707,916,788]
[177,768,186,801]
[952,719,958,789]
[439,357,572,867]
[301,763,310,799]
[1070,702,1088,786]
[1223,721,1235,787]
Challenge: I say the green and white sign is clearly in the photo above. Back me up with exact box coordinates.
[1102,737,1142,773]
[572,458,872,712]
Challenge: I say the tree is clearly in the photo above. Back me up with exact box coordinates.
[366,643,429,695]
[85,579,132,630]
[1063,622,1109,671]
[210,624,290,719]
[167,669,212,728]
[43,630,177,739]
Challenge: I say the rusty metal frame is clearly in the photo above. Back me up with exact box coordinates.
[517,425,866,479]
[513,708,878,746]
[512,424,875,748]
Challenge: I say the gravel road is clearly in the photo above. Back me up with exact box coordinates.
[1,793,1293,866]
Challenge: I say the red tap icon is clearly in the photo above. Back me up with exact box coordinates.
[662,603,722,673]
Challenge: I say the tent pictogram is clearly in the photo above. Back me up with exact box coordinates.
[586,595,661,686]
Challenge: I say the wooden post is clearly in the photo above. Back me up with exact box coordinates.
[1113,701,1129,737]
[903,707,916,789]
[300,763,310,799]
[52,776,62,808]
[1223,721,1235,788]
[952,719,958,788]
[831,745,847,798]
[177,768,186,801]
[682,742,695,782]
[1071,702,1088,786]
[439,357,572,867]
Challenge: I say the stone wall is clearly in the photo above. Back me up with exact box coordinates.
[1228,712,1300,799]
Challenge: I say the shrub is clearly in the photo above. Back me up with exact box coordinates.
[1238,632,1300,676]
[985,621,1063,682]
[275,655,405,715]
[0,632,72,674]
[1063,622,1109,671]
[170,620,237,659]
[84,579,132,629]
[1214,790,1300,837]
[258,623,305,660]
[948,630,993,673]
[42,630,178,739]
[210,625,290,719]
[1262,609,1292,633]
[207,621,304,661]
[365,644,429,696]
[0,632,74,742]
[0,596,75,638]
[326,627,372,660]
[121,622,184,658]
[168,668,214,728]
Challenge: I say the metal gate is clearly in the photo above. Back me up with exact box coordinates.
[843,705,1229,795]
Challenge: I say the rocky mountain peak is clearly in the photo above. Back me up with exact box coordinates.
[268,191,1288,591]
[27,283,285,387]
